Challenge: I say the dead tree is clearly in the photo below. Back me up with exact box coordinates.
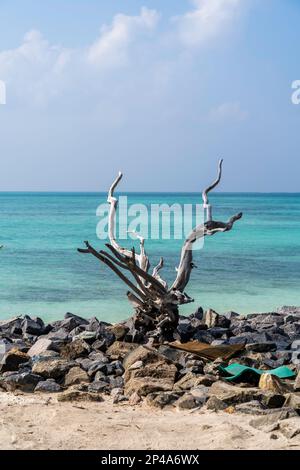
[78,160,242,340]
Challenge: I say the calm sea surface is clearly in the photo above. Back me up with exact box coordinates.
[0,193,299,323]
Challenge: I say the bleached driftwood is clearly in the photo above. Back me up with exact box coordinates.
[79,160,242,339]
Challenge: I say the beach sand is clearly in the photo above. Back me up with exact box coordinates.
[0,392,298,450]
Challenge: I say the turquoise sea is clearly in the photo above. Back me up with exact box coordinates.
[0,193,299,323]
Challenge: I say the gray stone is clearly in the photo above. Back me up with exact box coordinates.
[205,396,227,411]
[88,381,109,393]
[146,391,180,409]
[60,339,91,360]
[0,371,42,392]
[64,367,89,387]
[35,379,62,393]
[32,358,75,379]
[175,393,200,410]
[27,338,54,357]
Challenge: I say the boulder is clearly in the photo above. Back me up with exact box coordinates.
[60,313,89,332]
[0,371,42,392]
[235,401,265,415]
[124,354,177,397]
[203,309,219,328]
[0,349,29,372]
[107,323,128,341]
[175,393,199,410]
[64,367,89,387]
[208,380,262,405]
[57,388,104,402]
[106,341,138,360]
[88,381,109,393]
[21,316,48,336]
[261,392,286,409]
[32,358,75,379]
[35,379,62,393]
[173,372,211,392]
[60,339,91,360]
[108,376,124,389]
[146,391,180,409]
[258,374,288,394]
[205,396,227,411]
[27,338,54,357]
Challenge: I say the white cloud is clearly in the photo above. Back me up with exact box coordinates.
[209,101,248,122]
[176,0,242,47]
[87,7,159,67]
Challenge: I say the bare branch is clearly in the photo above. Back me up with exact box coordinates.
[152,257,168,289]
[202,159,223,222]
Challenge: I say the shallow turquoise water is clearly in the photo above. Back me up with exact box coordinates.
[0,193,299,323]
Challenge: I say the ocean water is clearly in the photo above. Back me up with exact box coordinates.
[0,192,299,323]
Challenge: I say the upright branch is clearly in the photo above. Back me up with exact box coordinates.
[202,159,223,222]
[78,160,243,340]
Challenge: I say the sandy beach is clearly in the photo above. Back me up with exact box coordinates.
[0,392,298,451]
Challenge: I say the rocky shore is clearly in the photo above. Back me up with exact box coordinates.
[1,306,300,441]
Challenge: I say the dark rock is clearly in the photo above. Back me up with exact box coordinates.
[189,307,204,320]
[0,349,29,372]
[64,366,90,386]
[107,323,128,341]
[0,371,42,392]
[175,393,200,410]
[21,316,48,336]
[35,379,62,393]
[208,380,262,405]
[60,339,91,360]
[176,318,196,342]
[146,391,180,409]
[205,396,227,411]
[246,342,277,353]
[193,330,214,344]
[157,345,186,365]
[88,381,109,393]
[65,312,89,323]
[87,361,107,378]
[235,400,265,415]
[261,392,286,409]
[57,388,104,402]
[173,372,204,392]
[209,327,231,339]
[106,360,124,376]
[32,358,75,379]
[109,376,124,389]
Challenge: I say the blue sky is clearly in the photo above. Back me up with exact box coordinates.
[0,0,299,192]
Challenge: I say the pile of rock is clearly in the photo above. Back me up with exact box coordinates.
[0,307,300,421]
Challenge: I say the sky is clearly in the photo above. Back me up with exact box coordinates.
[0,0,300,192]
